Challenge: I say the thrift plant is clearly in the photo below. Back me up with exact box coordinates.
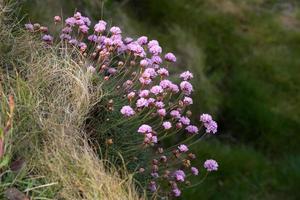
[25,11,219,198]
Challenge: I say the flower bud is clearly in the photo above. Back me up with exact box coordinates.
[118,61,124,67]
[54,16,61,23]
[188,153,196,160]
[106,138,113,145]
[40,26,48,33]
[176,122,183,129]
[139,168,145,173]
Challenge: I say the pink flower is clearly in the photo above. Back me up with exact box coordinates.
[42,34,53,43]
[180,71,193,80]
[155,101,165,108]
[24,23,33,31]
[173,170,185,182]
[180,81,193,96]
[191,167,199,175]
[137,36,148,45]
[157,68,169,77]
[139,90,150,98]
[78,42,87,51]
[204,159,219,171]
[75,19,85,26]
[170,110,181,119]
[136,98,149,108]
[149,45,162,55]
[199,114,218,134]
[144,68,157,78]
[148,40,159,48]
[74,12,82,19]
[185,125,199,134]
[108,68,117,75]
[120,105,135,117]
[149,181,157,192]
[183,96,193,105]
[139,77,152,85]
[110,26,122,35]
[172,188,181,197]
[54,16,61,23]
[82,17,91,26]
[165,52,176,62]
[94,20,106,32]
[205,120,218,134]
[88,34,98,42]
[157,109,166,117]
[65,17,76,26]
[147,98,156,105]
[87,66,96,73]
[103,37,112,46]
[140,59,149,68]
[179,116,190,125]
[160,80,172,89]
[127,92,136,99]
[199,114,212,123]
[170,84,179,93]
[79,25,89,33]
[138,124,152,134]
[151,55,162,64]
[178,144,189,152]
[69,39,78,45]
[60,34,71,40]
[144,133,157,144]
[150,85,163,95]
[62,27,72,34]
[162,121,172,130]
[124,37,133,44]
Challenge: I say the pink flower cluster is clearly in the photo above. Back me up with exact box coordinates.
[25,12,219,198]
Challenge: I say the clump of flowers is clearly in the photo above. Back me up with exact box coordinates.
[25,12,219,198]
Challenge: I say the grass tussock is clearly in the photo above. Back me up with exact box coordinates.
[0,3,142,199]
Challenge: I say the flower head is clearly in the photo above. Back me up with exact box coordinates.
[205,120,218,134]
[137,36,148,45]
[204,159,219,171]
[157,68,169,77]
[162,121,172,130]
[42,34,53,43]
[139,90,150,98]
[120,105,135,117]
[150,85,163,95]
[200,114,212,123]
[178,144,189,152]
[25,23,34,31]
[180,71,193,81]
[191,167,199,175]
[149,181,157,192]
[54,16,61,23]
[110,26,122,35]
[174,170,186,182]
[172,187,181,197]
[138,124,152,134]
[94,20,106,32]
[180,81,193,96]
[185,125,199,134]
[183,96,193,105]
[136,98,149,108]
[170,110,181,119]
[165,52,176,62]
[157,108,166,117]
[179,116,190,125]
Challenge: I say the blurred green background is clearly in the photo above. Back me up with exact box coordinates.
[19,0,300,199]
